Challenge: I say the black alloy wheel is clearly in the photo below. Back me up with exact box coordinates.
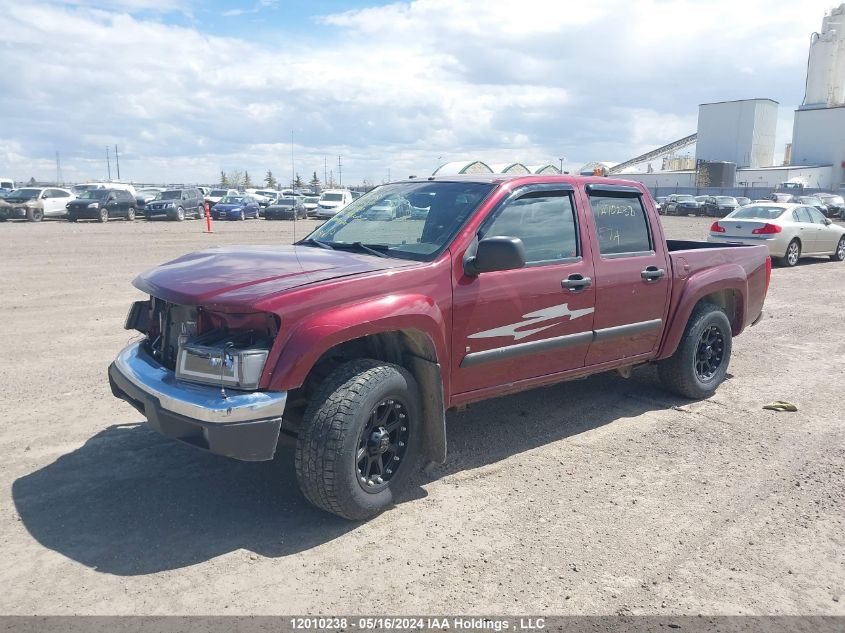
[356,398,411,493]
[694,324,725,381]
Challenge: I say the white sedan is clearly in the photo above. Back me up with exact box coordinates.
[708,202,845,267]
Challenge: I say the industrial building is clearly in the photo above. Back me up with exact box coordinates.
[609,3,845,194]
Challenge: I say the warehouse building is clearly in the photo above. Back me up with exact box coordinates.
[610,3,845,192]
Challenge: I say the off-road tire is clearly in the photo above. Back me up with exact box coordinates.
[780,239,801,267]
[295,359,422,521]
[830,236,845,262]
[658,302,732,400]
[27,208,44,222]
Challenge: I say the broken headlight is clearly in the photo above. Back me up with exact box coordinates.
[175,329,271,391]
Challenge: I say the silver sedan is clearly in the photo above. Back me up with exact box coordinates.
[707,203,845,267]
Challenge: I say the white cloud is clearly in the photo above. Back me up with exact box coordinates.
[0,0,837,184]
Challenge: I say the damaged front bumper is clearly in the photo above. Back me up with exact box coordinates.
[108,341,287,461]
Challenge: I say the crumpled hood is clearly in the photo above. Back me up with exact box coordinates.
[133,244,416,307]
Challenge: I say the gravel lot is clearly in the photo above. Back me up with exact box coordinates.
[0,215,843,615]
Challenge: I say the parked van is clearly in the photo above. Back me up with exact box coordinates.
[316,189,353,219]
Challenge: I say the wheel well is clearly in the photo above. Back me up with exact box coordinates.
[697,290,742,334]
[285,330,447,463]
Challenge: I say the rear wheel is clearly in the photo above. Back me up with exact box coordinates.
[295,359,421,520]
[658,302,732,400]
[781,239,801,267]
[831,236,845,262]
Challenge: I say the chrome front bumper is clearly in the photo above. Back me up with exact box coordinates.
[108,341,287,461]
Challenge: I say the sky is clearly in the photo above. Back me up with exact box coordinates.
[0,0,838,186]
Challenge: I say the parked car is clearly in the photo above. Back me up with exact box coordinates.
[211,195,260,220]
[197,186,210,197]
[253,189,281,206]
[708,203,845,266]
[363,196,411,221]
[655,196,667,213]
[0,187,75,222]
[145,188,204,221]
[316,189,353,219]
[700,196,740,218]
[206,188,238,206]
[770,192,797,203]
[302,196,320,216]
[66,188,137,222]
[817,193,845,219]
[109,175,770,521]
[135,188,163,211]
[265,197,307,220]
[735,197,752,207]
[796,196,828,215]
[663,194,701,216]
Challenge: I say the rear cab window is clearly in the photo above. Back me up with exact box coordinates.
[587,190,653,256]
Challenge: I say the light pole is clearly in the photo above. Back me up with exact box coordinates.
[559,156,566,173]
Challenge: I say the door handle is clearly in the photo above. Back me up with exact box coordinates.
[641,266,665,281]
[561,274,592,292]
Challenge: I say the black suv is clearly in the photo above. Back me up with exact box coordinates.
[699,196,739,217]
[144,188,204,221]
[66,189,137,222]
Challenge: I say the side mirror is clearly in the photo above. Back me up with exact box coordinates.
[824,218,832,225]
[464,236,526,276]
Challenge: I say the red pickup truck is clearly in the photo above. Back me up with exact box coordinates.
[109,175,770,520]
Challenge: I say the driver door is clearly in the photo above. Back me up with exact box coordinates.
[451,185,596,395]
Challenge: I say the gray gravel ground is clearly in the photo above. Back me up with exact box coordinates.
[0,215,842,615]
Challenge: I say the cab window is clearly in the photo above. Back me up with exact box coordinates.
[481,190,579,265]
[588,194,652,255]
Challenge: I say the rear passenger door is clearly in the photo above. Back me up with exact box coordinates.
[582,184,671,365]
[451,185,596,394]
[806,207,837,251]
[793,206,820,252]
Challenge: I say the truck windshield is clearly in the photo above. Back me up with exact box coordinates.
[305,181,494,261]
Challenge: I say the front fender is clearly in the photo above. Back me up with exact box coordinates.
[267,294,448,393]
[657,264,748,360]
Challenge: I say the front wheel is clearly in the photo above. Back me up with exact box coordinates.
[658,302,732,399]
[99,207,109,223]
[295,359,421,521]
[27,208,44,222]
[830,236,845,262]
[175,207,185,221]
[126,207,136,221]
